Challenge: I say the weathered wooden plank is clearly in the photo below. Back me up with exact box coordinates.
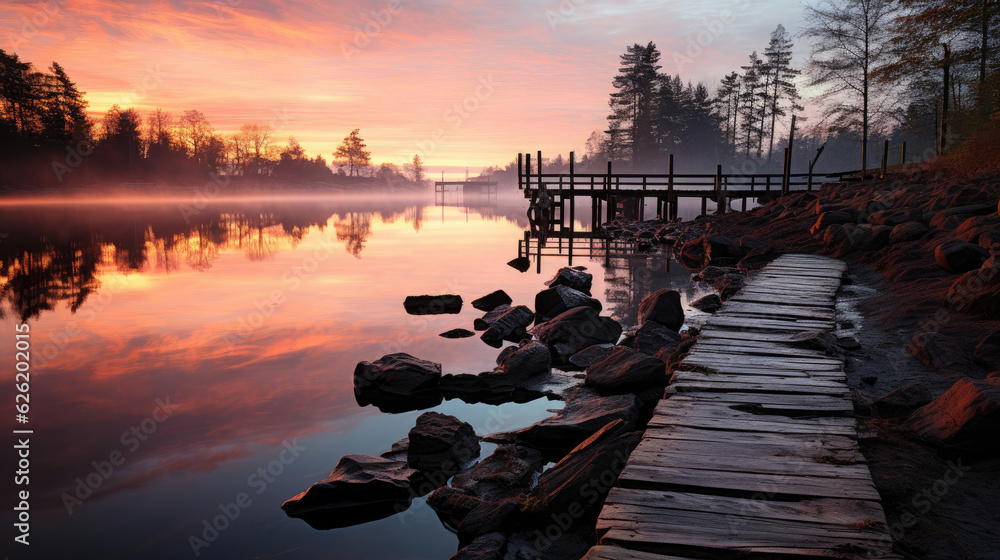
[693,342,833,359]
[647,413,857,436]
[683,352,843,369]
[664,391,854,411]
[640,424,860,448]
[618,464,881,501]
[634,433,864,463]
[721,303,837,320]
[581,545,698,560]
[669,381,851,398]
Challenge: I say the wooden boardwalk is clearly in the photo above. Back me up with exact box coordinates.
[588,254,901,560]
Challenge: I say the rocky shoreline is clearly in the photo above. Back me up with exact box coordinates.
[280,167,999,559]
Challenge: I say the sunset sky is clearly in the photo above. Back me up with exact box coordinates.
[2,0,807,176]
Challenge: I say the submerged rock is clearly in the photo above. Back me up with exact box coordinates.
[441,328,476,339]
[506,257,531,272]
[636,289,684,332]
[404,294,463,315]
[450,532,507,560]
[471,290,513,312]
[451,444,544,502]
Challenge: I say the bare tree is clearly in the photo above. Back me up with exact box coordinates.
[178,109,214,165]
[803,0,900,173]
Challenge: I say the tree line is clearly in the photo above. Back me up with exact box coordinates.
[571,0,997,175]
[0,50,427,187]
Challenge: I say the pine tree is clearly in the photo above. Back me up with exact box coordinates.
[39,62,91,149]
[762,25,802,161]
[739,52,765,159]
[333,129,371,177]
[606,42,662,166]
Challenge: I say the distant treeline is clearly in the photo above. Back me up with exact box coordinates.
[0,50,428,189]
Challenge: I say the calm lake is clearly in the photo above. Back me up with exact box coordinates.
[0,191,715,559]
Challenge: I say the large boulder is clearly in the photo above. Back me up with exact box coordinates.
[354,353,442,397]
[714,273,747,300]
[929,204,996,230]
[637,289,684,332]
[703,233,746,265]
[907,377,1000,455]
[545,267,593,294]
[944,267,1000,316]
[480,305,534,348]
[450,532,507,560]
[585,346,668,394]
[973,329,1000,371]
[567,345,616,369]
[457,499,522,545]
[281,454,417,518]
[492,339,551,381]
[955,215,1000,244]
[889,221,928,244]
[521,419,642,521]
[693,265,739,283]
[935,240,990,273]
[534,285,602,321]
[620,323,683,355]
[487,387,641,457]
[404,294,463,315]
[471,290,512,312]
[408,412,481,473]
[738,247,779,272]
[868,208,922,226]
[530,306,623,364]
[427,486,486,530]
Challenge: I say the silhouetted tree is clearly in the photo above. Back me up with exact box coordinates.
[178,109,214,166]
[762,25,802,161]
[607,42,661,166]
[333,129,371,177]
[98,105,142,173]
[38,62,91,149]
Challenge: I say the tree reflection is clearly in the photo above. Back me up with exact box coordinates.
[334,212,373,258]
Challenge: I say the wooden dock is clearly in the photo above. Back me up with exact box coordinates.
[588,254,901,560]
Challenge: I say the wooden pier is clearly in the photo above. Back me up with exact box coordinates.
[434,180,498,208]
[587,254,901,560]
[518,151,857,235]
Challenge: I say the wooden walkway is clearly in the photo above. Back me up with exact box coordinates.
[588,254,901,560]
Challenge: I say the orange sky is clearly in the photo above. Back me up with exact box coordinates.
[2,0,807,175]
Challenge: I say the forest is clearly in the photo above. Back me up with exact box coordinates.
[483,1,999,181]
[0,50,426,188]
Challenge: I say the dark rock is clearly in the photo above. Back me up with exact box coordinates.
[955,215,1000,244]
[568,345,616,369]
[738,247,778,272]
[907,332,967,369]
[471,290,513,312]
[620,323,683,355]
[677,236,707,269]
[545,267,593,294]
[493,339,551,381]
[935,240,990,273]
[868,208,922,226]
[354,353,442,397]
[740,235,768,249]
[871,384,933,417]
[427,486,485,530]
[714,273,747,300]
[488,387,640,456]
[380,437,410,462]
[441,328,476,339]
[585,346,668,394]
[480,305,534,348]
[473,318,490,331]
[522,420,642,521]
[281,454,417,516]
[810,211,856,234]
[506,530,591,560]
[530,306,623,364]
[637,289,684,332]
[408,412,481,473]
[506,257,531,272]
[691,294,723,313]
[889,221,928,244]
[944,267,1000,317]
[695,265,739,283]
[703,233,747,264]
[458,500,522,545]
[656,336,699,374]
[451,532,506,560]
[862,376,878,386]
[534,285,602,321]
[404,294,463,315]
[907,377,1000,455]
[451,444,544,501]
[929,204,996,230]
[973,329,1000,371]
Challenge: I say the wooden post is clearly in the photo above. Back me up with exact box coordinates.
[569,151,576,233]
[668,154,675,220]
[606,161,613,223]
[537,150,543,177]
[786,114,796,190]
[525,153,532,191]
[782,147,791,195]
[715,164,724,214]
[901,141,907,165]
[517,153,523,190]
[941,43,950,156]
[881,139,889,179]
[701,195,707,216]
